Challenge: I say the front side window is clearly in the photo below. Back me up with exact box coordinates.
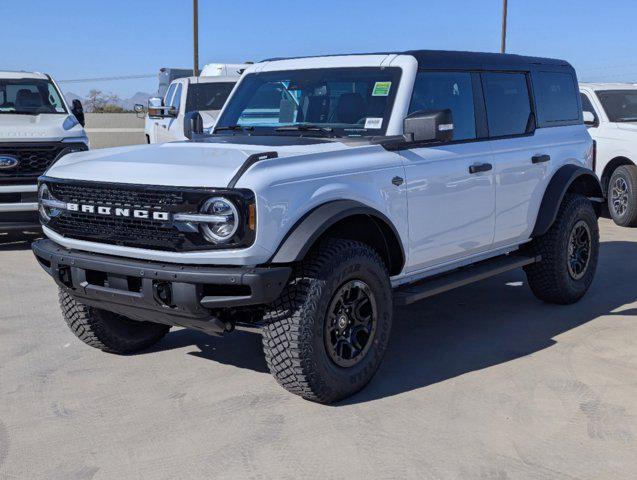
[581,93,598,123]
[0,78,67,115]
[170,84,183,111]
[215,67,402,137]
[163,83,176,107]
[535,71,579,123]
[596,90,637,122]
[409,71,476,141]
[482,72,532,137]
[186,82,235,112]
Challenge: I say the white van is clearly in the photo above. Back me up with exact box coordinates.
[141,63,250,144]
[0,71,88,232]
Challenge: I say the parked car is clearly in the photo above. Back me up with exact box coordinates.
[33,50,601,403]
[580,83,637,226]
[0,71,88,232]
[140,63,250,144]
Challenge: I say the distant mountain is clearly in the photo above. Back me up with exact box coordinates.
[64,91,152,112]
[122,92,152,111]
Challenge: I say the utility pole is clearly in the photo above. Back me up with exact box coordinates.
[500,0,508,54]
[193,0,199,76]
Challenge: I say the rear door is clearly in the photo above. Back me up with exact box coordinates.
[400,71,496,272]
[483,71,548,246]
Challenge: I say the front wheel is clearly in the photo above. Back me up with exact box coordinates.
[262,239,393,403]
[59,289,170,353]
[525,194,599,304]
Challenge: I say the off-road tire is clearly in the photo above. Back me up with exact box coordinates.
[262,239,393,404]
[525,194,599,304]
[608,164,637,227]
[59,289,170,353]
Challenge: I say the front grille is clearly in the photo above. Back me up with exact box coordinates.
[44,179,255,252]
[0,142,87,179]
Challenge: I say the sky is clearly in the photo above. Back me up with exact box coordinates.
[1,0,636,99]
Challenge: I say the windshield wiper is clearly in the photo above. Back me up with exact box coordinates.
[275,124,339,137]
[214,125,255,133]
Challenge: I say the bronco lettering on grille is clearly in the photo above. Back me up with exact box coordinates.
[66,203,169,221]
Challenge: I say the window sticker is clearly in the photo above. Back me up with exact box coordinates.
[372,81,392,96]
[364,117,383,129]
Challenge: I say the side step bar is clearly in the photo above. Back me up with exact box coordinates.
[394,254,541,306]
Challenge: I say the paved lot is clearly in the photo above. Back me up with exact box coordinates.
[1,219,635,480]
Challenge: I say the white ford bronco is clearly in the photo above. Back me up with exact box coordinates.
[1,71,88,232]
[33,51,602,403]
[580,83,637,226]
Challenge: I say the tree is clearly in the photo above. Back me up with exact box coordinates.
[85,90,124,113]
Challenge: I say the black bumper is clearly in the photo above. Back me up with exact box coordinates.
[32,239,291,335]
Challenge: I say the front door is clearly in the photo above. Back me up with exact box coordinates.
[402,71,496,272]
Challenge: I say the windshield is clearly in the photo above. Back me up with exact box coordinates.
[186,82,235,112]
[596,90,637,122]
[0,78,67,115]
[215,67,401,137]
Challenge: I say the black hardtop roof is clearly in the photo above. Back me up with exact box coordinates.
[263,49,572,70]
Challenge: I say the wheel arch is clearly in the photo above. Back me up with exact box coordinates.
[532,164,603,237]
[600,156,634,196]
[269,200,405,276]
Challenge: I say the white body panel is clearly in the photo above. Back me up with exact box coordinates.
[580,83,637,189]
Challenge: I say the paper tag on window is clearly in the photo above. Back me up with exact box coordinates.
[364,117,383,129]
[372,82,392,96]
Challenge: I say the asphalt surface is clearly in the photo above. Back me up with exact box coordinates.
[1,219,635,479]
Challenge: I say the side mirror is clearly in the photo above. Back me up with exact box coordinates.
[148,97,163,119]
[403,109,453,143]
[71,99,85,127]
[583,111,597,126]
[183,111,204,140]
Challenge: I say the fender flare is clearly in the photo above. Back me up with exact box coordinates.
[269,200,405,272]
[532,164,603,237]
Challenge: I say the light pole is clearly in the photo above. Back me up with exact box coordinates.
[193,0,199,76]
[500,0,508,54]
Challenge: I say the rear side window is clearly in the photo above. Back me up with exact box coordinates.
[482,73,532,137]
[409,71,476,141]
[535,72,580,124]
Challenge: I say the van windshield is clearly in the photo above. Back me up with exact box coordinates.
[0,78,67,115]
[215,67,401,137]
[186,82,235,112]
[596,90,637,122]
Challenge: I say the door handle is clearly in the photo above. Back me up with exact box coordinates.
[532,154,550,164]
[469,163,493,174]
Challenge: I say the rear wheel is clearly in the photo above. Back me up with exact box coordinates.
[59,289,170,353]
[608,164,637,227]
[525,194,599,304]
[262,239,393,403]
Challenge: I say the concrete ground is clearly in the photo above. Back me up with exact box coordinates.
[0,219,635,480]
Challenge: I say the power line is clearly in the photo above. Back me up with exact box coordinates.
[57,74,155,84]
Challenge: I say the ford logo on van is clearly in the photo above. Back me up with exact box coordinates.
[0,156,19,169]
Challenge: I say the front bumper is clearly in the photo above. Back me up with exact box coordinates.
[0,184,39,231]
[32,239,291,335]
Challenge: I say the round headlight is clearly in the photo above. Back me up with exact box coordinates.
[38,183,52,223]
[200,197,239,243]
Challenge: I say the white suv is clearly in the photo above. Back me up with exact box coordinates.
[33,51,601,403]
[580,83,637,226]
[0,71,88,232]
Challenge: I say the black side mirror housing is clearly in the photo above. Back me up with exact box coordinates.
[184,111,204,140]
[71,99,85,127]
[403,109,453,143]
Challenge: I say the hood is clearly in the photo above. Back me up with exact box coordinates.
[46,137,354,187]
[0,113,86,141]
[616,122,637,133]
